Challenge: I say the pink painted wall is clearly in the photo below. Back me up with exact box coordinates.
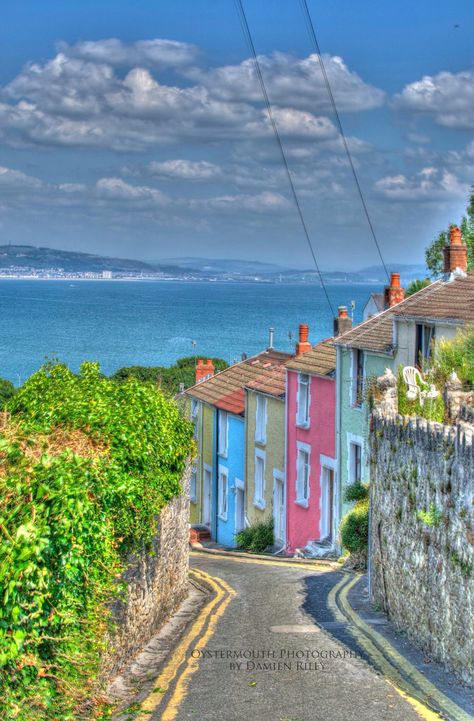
[286,369,336,553]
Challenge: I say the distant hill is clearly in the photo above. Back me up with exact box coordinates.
[0,246,428,283]
[0,245,155,273]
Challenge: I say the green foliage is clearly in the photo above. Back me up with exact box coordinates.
[340,499,369,553]
[430,326,474,388]
[235,518,274,553]
[417,503,442,527]
[397,366,444,422]
[425,187,474,278]
[450,550,473,578]
[343,482,368,503]
[0,378,16,408]
[112,356,228,396]
[0,361,194,720]
[405,278,431,297]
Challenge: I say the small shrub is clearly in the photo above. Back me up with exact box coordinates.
[235,519,274,553]
[340,499,369,553]
[344,482,368,503]
[417,503,442,527]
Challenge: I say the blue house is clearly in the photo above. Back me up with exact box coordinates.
[185,349,290,547]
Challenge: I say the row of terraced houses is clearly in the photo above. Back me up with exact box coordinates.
[183,227,474,555]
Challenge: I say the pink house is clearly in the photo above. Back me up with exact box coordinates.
[285,310,351,554]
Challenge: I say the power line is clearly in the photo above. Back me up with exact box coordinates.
[299,0,391,284]
[234,0,336,317]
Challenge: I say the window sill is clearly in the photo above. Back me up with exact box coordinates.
[255,437,266,447]
[218,513,228,522]
[253,499,266,511]
[218,451,228,459]
[190,496,197,504]
[295,498,309,509]
[296,421,310,430]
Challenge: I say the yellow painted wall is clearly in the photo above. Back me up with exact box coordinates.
[245,390,285,526]
[188,398,215,525]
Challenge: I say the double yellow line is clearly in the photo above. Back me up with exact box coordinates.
[328,574,471,721]
[135,568,235,721]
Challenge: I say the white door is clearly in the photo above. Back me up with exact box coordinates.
[320,467,334,541]
[203,466,212,527]
[235,480,245,533]
[273,475,285,544]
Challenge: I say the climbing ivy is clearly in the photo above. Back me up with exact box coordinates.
[0,362,194,720]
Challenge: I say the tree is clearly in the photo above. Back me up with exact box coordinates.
[0,378,16,408]
[405,278,431,296]
[112,356,228,396]
[425,186,474,278]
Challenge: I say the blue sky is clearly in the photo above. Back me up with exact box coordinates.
[0,0,472,269]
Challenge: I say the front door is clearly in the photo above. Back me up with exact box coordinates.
[235,479,245,534]
[273,475,285,545]
[320,467,334,541]
[203,466,212,527]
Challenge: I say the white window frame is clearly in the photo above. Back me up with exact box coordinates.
[272,469,285,544]
[255,394,267,445]
[350,349,365,409]
[319,455,337,541]
[296,373,310,428]
[190,464,197,503]
[253,448,266,509]
[295,441,311,507]
[191,399,199,419]
[218,411,228,458]
[218,465,228,521]
[347,433,364,485]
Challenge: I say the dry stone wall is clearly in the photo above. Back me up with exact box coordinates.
[370,375,474,685]
[102,464,191,679]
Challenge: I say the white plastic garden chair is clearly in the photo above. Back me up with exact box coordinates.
[402,366,439,407]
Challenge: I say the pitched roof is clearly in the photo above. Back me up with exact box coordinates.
[285,339,336,376]
[184,349,292,415]
[245,364,286,398]
[334,272,474,354]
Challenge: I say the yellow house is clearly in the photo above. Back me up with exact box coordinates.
[187,397,215,527]
[245,362,288,548]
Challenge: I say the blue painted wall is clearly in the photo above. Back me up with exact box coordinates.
[215,411,245,548]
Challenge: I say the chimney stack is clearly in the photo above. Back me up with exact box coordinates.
[333,305,353,336]
[195,358,214,383]
[444,225,467,278]
[296,324,311,356]
[268,327,274,350]
[384,272,405,308]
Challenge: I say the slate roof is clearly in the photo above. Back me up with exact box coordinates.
[285,339,336,376]
[184,349,292,415]
[334,272,474,354]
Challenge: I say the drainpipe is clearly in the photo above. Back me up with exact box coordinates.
[336,345,342,554]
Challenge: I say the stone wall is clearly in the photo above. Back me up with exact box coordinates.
[370,373,474,685]
[102,464,191,679]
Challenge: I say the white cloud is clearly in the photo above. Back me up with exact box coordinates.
[143,159,222,180]
[59,38,198,69]
[188,191,290,213]
[187,52,385,112]
[395,69,474,129]
[0,165,42,188]
[95,177,169,204]
[374,167,467,200]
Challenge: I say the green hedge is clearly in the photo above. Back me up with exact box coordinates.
[235,519,274,553]
[0,362,194,720]
[340,499,369,553]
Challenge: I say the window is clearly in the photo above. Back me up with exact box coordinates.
[255,395,267,444]
[218,467,228,520]
[352,349,364,407]
[191,399,198,419]
[218,411,228,457]
[297,374,310,427]
[254,451,266,508]
[350,442,362,484]
[415,324,435,370]
[190,465,197,502]
[296,443,310,506]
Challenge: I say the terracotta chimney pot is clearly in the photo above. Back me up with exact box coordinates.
[296,323,311,356]
[443,225,467,276]
[384,272,405,307]
[334,306,352,336]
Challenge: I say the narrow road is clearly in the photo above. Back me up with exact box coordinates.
[132,552,471,721]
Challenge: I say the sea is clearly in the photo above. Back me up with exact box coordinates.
[0,280,381,385]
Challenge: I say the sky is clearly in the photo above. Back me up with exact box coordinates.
[0,0,472,270]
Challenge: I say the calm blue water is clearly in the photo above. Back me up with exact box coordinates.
[0,280,381,385]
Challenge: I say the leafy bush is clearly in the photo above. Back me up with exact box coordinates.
[430,326,474,389]
[397,366,444,422]
[343,482,368,504]
[235,518,274,553]
[112,356,228,396]
[0,361,193,720]
[340,499,369,553]
[405,278,431,296]
[0,378,16,408]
